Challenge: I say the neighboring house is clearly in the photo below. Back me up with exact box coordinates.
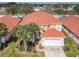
[0,7,6,12]
[60,16,79,45]
[19,11,65,47]
[0,16,21,44]
[33,7,46,11]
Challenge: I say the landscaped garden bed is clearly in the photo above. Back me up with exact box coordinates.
[0,42,44,57]
[63,30,79,57]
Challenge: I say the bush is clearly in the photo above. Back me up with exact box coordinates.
[65,49,77,57]
[64,44,70,51]
[65,43,78,56]
[27,47,33,52]
[64,37,79,57]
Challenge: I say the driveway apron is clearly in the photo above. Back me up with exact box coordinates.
[44,46,65,57]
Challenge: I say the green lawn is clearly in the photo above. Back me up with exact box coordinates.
[0,42,44,57]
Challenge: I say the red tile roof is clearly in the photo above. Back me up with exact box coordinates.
[60,16,79,37]
[0,16,21,32]
[41,28,65,38]
[19,11,58,25]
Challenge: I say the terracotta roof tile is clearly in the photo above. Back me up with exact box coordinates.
[19,11,58,25]
[0,16,21,32]
[41,28,65,38]
[60,16,79,37]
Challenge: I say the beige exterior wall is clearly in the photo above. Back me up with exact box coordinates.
[39,24,55,30]
[39,24,62,32]
[39,24,56,33]
[39,24,62,33]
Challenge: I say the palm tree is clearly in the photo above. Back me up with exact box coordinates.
[12,23,40,52]
[26,23,40,45]
[12,25,23,44]
[21,25,33,51]
[12,25,33,52]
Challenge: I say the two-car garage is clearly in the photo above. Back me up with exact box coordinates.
[42,37,64,46]
[41,29,65,47]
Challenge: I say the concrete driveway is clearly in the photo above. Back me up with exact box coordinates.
[44,46,65,57]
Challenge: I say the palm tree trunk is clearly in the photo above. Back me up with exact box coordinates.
[16,38,22,48]
[23,39,27,52]
[33,34,35,43]
[33,33,36,51]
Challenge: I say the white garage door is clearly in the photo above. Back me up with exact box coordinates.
[44,39,63,46]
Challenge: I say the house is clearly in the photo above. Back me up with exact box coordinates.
[40,28,65,47]
[19,11,65,47]
[0,16,21,44]
[33,7,46,11]
[0,7,6,12]
[60,16,79,45]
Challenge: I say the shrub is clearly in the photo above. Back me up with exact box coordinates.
[64,44,70,51]
[65,50,77,57]
[27,47,33,52]
[65,43,78,56]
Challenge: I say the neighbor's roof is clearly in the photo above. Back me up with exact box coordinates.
[0,16,21,32]
[60,16,79,37]
[41,28,65,38]
[19,11,58,25]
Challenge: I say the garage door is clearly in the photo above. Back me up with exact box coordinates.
[44,39,63,46]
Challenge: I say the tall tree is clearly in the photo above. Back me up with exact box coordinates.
[12,25,33,52]
[26,23,40,45]
[73,5,79,15]
[6,5,18,15]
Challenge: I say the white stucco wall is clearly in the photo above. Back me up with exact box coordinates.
[70,33,79,45]
[62,26,70,36]
[73,36,79,45]
[55,24,62,31]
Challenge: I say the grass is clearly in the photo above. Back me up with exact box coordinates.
[11,51,44,57]
[0,41,44,57]
[0,42,16,57]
